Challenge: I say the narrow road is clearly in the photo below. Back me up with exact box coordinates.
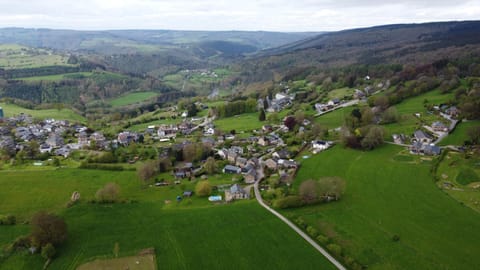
[253,181,346,270]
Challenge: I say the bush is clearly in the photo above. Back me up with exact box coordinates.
[306,226,319,238]
[316,235,329,245]
[0,214,16,225]
[195,181,212,197]
[392,234,400,242]
[273,196,305,209]
[95,182,120,203]
[327,243,342,257]
[41,243,56,260]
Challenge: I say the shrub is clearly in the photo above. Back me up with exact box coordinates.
[316,235,329,245]
[273,196,304,209]
[306,226,319,238]
[41,243,56,260]
[392,234,400,242]
[0,214,16,225]
[95,182,120,203]
[195,181,212,197]
[327,243,342,257]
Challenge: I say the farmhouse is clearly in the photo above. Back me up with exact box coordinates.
[223,165,241,174]
[244,169,257,184]
[431,121,449,132]
[312,140,332,151]
[225,184,249,202]
[413,130,433,144]
[264,158,278,170]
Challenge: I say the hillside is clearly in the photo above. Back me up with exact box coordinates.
[239,21,480,82]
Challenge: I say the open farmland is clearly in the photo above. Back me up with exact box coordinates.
[284,144,480,269]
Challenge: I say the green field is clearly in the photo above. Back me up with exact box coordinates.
[214,113,262,133]
[16,72,93,82]
[0,44,72,69]
[314,107,351,129]
[285,145,480,269]
[436,151,480,212]
[382,90,454,140]
[0,102,85,122]
[77,253,156,270]
[0,169,335,270]
[109,92,159,108]
[327,87,354,100]
[439,120,480,146]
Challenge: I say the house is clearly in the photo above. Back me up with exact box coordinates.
[258,137,270,146]
[204,127,215,136]
[445,106,460,118]
[230,146,244,155]
[244,169,257,184]
[424,144,442,156]
[414,130,433,144]
[235,157,248,168]
[39,143,52,154]
[174,163,193,179]
[392,134,407,145]
[432,121,449,132]
[273,149,291,160]
[264,158,278,170]
[227,150,238,163]
[201,137,216,148]
[90,132,106,144]
[157,125,178,138]
[354,89,366,99]
[78,131,89,145]
[312,140,332,151]
[278,159,298,169]
[223,165,241,174]
[46,133,64,148]
[225,184,249,202]
[225,134,235,140]
[217,149,228,159]
[55,146,71,157]
[117,131,138,146]
[315,103,328,113]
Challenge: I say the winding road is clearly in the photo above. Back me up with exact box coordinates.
[253,180,346,270]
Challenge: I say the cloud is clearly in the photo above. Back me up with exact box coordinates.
[0,0,478,31]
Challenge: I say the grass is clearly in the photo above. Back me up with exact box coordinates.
[0,44,72,69]
[382,90,454,140]
[327,87,354,100]
[284,144,480,270]
[0,102,85,122]
[314,107,351,129]
[16,72,93,82]
[77,253,156,270]
[0,169,336,270]
[214,113,263,132]
[456,168,480,185]
[439,120,480,146]
[109,92,159,108]
[436,151,480,212]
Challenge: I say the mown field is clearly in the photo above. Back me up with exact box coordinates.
[284,144,480,270]
[109,92,159,108]
[214,113,263,133]
[439,120,480,146]
[0,44,72,69]
[436,151,480,212]
[16,72,93,82]
[0,102,86,122]
[0,168,336,270]
[381,90,454,140]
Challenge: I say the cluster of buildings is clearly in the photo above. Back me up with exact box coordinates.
[258,92,295,113]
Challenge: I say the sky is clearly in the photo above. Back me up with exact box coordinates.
[0,0,478,32]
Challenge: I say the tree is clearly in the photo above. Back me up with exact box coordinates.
[195,181,212,197]
[311,123,324,139]
[299,180,319,204]
[267,112,279,123]
[382,106,400,124]
[467,125,480,145]
[361,107,374,125]
[137,161,157,182]
[30,212,67,248]
[361,125,384,150]
[284,116,297,131]
[95,182,120,203]
[259,109,266,121]
[317,177,346,201]
[294,110,305,124]
[204,157,217,175]
[374,95,390,111]
[41,243,56,260]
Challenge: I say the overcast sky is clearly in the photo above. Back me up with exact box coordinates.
[0,0,478,32]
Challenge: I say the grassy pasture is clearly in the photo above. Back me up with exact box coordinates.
[77,253,156,270]
[16,72,93,82]
[439,120,480,146]
[0,169,336,270]
[0,102,86,122]
[285,144,480,269]
[109,92,159,108]
[0,44,72,69]
[214,113,262,132]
